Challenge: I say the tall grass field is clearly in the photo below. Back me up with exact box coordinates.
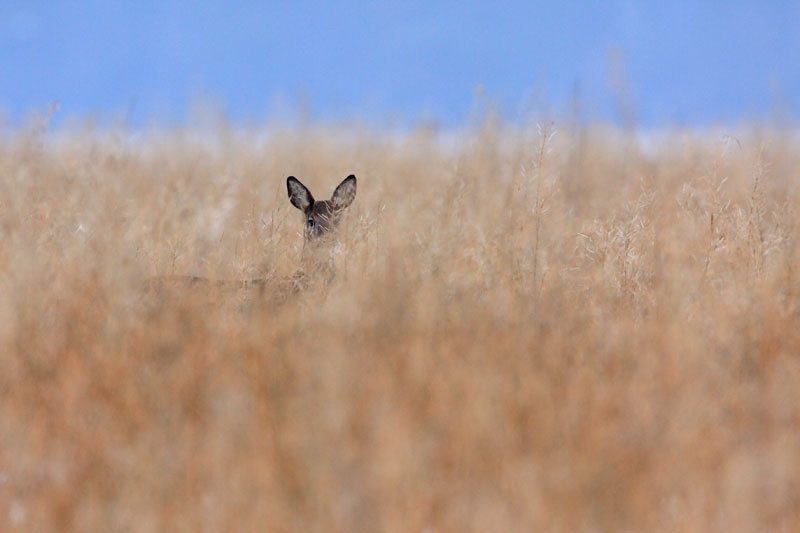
[1,119,799,531]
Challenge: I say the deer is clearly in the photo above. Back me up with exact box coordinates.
[148,174,357,302]
[287,174,357,245]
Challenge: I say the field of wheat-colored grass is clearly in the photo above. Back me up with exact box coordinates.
[0,119,799,531]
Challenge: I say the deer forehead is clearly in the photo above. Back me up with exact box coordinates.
[309,200,334,218]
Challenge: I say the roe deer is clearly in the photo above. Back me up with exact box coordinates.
[149,174,357,302]
[287,174,357,244]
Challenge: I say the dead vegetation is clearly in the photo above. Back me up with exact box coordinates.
[0,120,799,531]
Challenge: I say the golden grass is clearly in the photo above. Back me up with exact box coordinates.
[1,120,799,531]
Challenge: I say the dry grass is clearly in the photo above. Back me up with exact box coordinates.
[1,119,799,531]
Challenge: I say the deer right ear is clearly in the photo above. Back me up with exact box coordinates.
[331,174,357,211]
[287,176,314,212]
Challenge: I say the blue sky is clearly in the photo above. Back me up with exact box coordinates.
[2,1,799,128]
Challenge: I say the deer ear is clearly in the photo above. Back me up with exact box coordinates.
[287,176,314,212]
[331,174,357,211]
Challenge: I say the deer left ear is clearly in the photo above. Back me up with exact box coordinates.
[331,174,357,211]
[287,176,315,212]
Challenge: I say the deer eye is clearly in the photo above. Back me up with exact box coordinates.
[307,219,315,228]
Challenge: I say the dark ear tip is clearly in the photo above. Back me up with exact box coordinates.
[287,176,297,183]
[346,174,356,181]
